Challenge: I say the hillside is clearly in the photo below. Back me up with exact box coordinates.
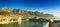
[0,7,54,18]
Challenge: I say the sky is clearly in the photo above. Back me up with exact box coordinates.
[0,0,60,17]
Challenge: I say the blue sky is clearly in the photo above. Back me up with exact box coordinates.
[0,0,60,17]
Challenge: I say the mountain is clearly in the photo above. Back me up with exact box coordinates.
[0,7,54,18]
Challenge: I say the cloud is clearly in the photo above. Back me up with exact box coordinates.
[26,6,60,18]
[39,7,60,18]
